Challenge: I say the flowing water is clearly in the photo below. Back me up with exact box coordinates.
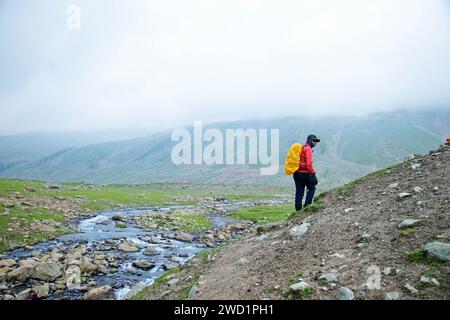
[3,200,280,299]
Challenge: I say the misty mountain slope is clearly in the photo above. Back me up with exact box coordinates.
[0,130,150,173]
[0,109,448,189]
[139,142,450,300]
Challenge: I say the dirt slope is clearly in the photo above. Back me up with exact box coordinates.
[139,142,450,300]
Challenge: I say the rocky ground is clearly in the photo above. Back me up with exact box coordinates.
[136,143,450,300]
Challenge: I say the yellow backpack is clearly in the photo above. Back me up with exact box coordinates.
[284,143,302,175]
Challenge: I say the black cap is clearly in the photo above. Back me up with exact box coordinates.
[307,134,320,142]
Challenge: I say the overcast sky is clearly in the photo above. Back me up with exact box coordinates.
[1,0,450,135]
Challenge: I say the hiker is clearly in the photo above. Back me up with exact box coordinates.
[293,134,320,212]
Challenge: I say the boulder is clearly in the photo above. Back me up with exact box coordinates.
[173,232,194,242]
[289,223,310,237]
[32,283,50,298]
[385,292,400,300]
[336,287,354,300]
[0,259,16,268]
[423,242,450,262]
[32,262,62,281]
[289,281,311,292]
[65,265,81,288]
[397,219,421,229]
[143,247,159,256]
[132,260,155,270]
[82,285,115,300]
[112,215,126,222]
[118,241,140,252]
[80,258,97,274]
[319,272,339,283]
[6,266,32,282]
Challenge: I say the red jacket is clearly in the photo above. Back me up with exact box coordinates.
[296,143,315,174]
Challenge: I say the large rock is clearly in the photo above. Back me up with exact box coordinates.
[319,272,339,283]
[6,266,32,282]
[132,260,155,270]
[397,219,421,229]
[162,262,179,270]
[289,223,310,237]
[385,292,401,300]
[336,287,354,300]
[173,232,194,242]
[143,247,159,256]
[0,259,16,268]
[82,285,115,300]
[32,262,62,281]
[80,258,97,274]
[65,265,81,288]
[118,241,140,252]
[32,283,50,298]
[289,281,311,292]
[423,242,450,262]
[112,215,126,222]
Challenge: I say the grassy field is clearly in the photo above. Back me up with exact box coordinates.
[229,203,295,225]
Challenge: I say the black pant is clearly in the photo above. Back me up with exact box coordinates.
[293,172,318,211]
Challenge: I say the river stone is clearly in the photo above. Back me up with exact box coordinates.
[132,260,155,270]
[6,266,32,282]
[143,247,159,256]
[289,281,311,292]
[173,232,194,242]
[83,285,115,300]
[32,262,62,281]
[118,241,140,252]
[80,258,97,274]
[15,288,31,300]
[336,287,354,300]
[319,272,339,283]
[65,265,81,288]
[112,215,126,222]
[423,242,450,262]
[289,223,310,237]
[32,283,50,298]
[163,262,179,270]
[385,292,401,300]
[0,259,16,268]
[397,219,421,229]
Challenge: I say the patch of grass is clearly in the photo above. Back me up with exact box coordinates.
[264,286,280,294]
[407,249,445,267]
[288,271,304,285]
[283,286,312,300]
[302,203,320,213]
[402,227,415,236]
[179,274,201,300]
[229,203,293,225]
[197,246,223,259]
[173,212,213,232]
[132,268,181,300]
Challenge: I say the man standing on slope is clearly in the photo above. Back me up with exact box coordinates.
[293,134,320,212]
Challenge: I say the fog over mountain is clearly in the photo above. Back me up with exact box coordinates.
[1,0,450,134]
